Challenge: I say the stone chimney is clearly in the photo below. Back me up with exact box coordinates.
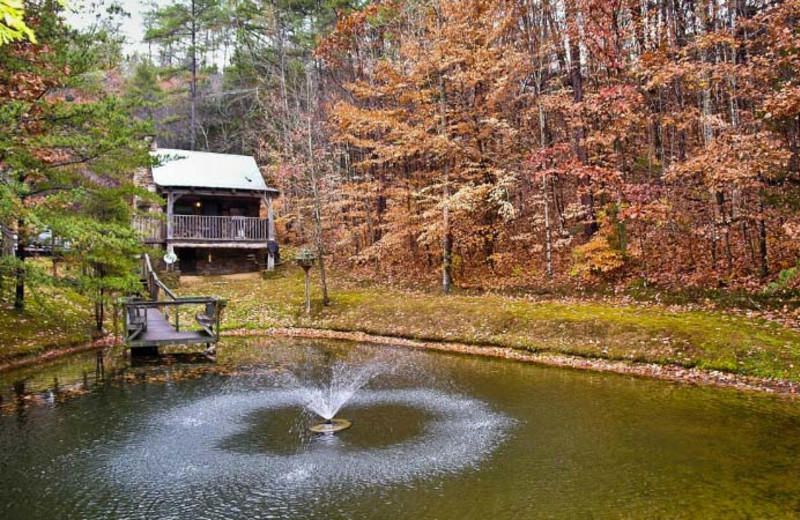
[133,137,158,210]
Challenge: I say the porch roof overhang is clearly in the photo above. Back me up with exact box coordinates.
[158,187,280,198]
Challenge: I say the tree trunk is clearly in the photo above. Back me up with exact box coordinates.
[307,69,329,305]
[569,35,596,238]
[190,0,197,150]
[539,102,553,279]
[95,290,105,332]
[435,4,453,295]
[275,2,291,155]
[552,177,567,235]
[438,75,453,294]
[14,218,25,311]
[1,224,13,257]
[758,188,768,278]
[310,164,329,306]
[442,172,453,294]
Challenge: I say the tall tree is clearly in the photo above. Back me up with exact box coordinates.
[144,0,226,150]
[0,0,151,311]
[132,0,800,294]
[314,0,800,290]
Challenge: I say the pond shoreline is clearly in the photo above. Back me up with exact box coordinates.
[228,327,800,396]
[4,326,800,396]
[0,335,115,373]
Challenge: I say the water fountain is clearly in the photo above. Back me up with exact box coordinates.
[289,350,391,434]
[308,418,352,433]
[0,340,517,519]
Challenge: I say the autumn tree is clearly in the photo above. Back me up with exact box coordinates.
[312,0,800,291]
[324,0,532,292]
[128,0,800,294]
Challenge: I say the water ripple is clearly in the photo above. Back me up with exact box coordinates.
[105,388,513,500]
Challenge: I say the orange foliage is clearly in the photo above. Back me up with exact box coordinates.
[293,0,800,291]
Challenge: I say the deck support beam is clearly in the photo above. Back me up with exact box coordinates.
[165,190,185,258]
[166,191,175,256]
[265,195,276,270]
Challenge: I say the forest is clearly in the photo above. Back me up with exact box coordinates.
[2,0,800,302]
[7,6,800,517]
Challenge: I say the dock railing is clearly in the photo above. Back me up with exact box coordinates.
[142,253,177,303]
[120,297,226,346]
[120,254,226,347]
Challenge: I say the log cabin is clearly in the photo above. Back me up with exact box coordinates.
[133,148,279,275]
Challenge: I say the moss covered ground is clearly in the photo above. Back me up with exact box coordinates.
[3,262,800,381]
[0,281,92,363]
[181,266,800,382]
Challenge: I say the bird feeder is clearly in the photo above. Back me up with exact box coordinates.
[295,248,316,314]
[295,247,316,269]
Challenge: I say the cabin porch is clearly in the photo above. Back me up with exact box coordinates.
[134,189,278,273]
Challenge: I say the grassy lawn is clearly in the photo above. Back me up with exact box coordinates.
[4,262,800,382]
[179,266,800,382]
[0,282,93,363]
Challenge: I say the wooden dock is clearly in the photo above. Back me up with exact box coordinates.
[120,255,226,353]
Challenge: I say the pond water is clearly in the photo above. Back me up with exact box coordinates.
[2,337,800,519]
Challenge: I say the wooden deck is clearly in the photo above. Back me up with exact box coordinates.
[128,308,215,348]
[120,254,226,352]
[133,214,269,244]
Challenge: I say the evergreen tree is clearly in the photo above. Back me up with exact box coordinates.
[0,0,152,312]
[0,0,35,45]
[144,0,227,150]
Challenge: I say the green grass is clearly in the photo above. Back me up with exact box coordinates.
[5,262,800,382]
[183,266,800,382]
[0,281,93,363]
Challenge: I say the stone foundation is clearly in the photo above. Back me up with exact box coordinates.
[175,247,264,275]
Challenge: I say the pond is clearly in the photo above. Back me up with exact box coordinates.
[2,337,800,519]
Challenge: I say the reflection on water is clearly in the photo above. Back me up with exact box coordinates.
[2,337,800,519]
[0,345,268,415]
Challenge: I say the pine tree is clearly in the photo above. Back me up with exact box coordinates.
[0,0,152,311]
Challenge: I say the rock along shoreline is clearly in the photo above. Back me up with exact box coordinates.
[4,327,799,397]
[228,327,800,396]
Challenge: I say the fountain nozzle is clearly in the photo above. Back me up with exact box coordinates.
[309,418,352,433]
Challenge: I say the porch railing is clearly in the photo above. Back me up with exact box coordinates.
[133,215,165,243]
[171,215,268,242]
[133,215,269,243]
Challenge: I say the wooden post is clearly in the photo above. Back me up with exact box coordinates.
[112,302,119,344]
[166,190,175,257]
[303,265,311,315]
[121,302,127,344]
[215,300,222,342]
[295,249,315,315]
[266,195,276,270]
